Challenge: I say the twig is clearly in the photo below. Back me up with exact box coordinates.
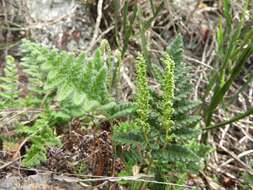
[0,156,22,170]
[86,25,114,53]
[12,137,29,160]
[221,149,253,167]
[87,0,104,53]
[53,174,195,189]
[219,125,230,147]
[219,145,253,173]
[184,55,213,69]
[121,67,136,94]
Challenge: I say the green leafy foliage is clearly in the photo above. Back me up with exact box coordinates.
[21,40,110,108]
[135,54,151,138]
[17,110,60,167]
[0,40,133,167]
[202,0,253,133]
[161,53,175,141]
[149,36,207,186]
[114,35,208,188]
[0,56,19,108]
[20,40,133,118]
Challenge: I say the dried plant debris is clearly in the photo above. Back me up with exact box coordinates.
[47,123,117,178]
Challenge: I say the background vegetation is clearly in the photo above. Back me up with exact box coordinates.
[0,0,253,189]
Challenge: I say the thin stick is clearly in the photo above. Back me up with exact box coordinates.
[87,0,104,53]
[184,55,213,69]
[53,174,194,189]
[0,156,22,170]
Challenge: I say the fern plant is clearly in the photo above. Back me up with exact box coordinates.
[21,40,133,118]
[16,109,61,167]
[114,36,208,189]
[0,40,133,167]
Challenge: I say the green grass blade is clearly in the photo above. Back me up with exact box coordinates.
[205,45,253,125]
[223,0,232,33]
[205,106,253,130]
[122,2,137,58]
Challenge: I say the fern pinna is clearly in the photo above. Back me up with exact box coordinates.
[0,56,19,109]
[0,40,131,167]
[114,36,208,188]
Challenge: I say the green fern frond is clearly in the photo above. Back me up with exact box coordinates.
[166,35,184,66]
[90,65,108,102]
[22,144,47,167]
[174,101,201,115]
[135,54,150,133]
[176,115,201,128]
[17,111,60,167]
[161,53,175,139]
[2,40,131,168]
[107,102,135,119]
[113,132,143,146]
[157,144,199,162]
[56,81,75,102]
[172,127,200,140]
[0,56,19,106]
[173,91,190,102]
[113,122,143,145]
[20,40,114,114]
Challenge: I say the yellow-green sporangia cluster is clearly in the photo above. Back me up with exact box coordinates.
[162,53,175,141]
[135,54,150,133]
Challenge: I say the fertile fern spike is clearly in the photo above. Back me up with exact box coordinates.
[135,54,150,134]
[112,55,152,173]
[162,53,175,140]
